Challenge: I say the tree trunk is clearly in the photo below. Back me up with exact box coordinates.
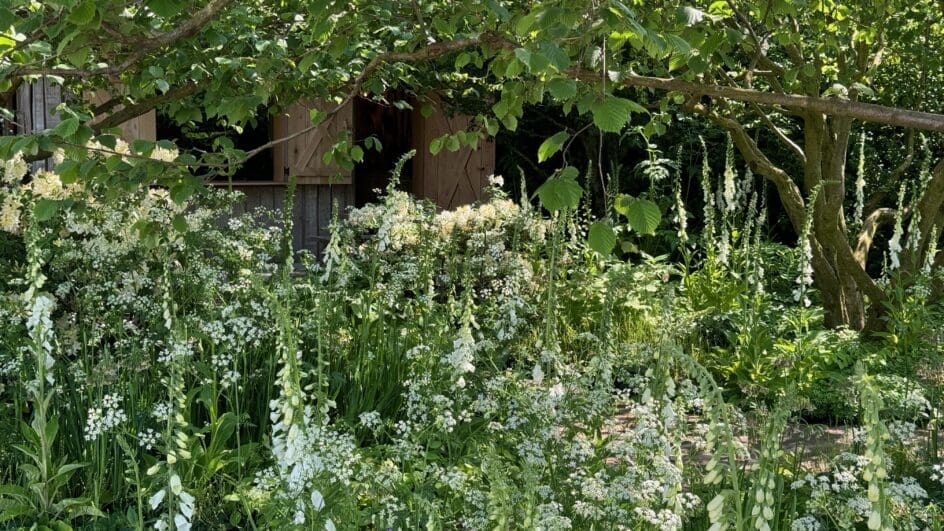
[805,113,872,331]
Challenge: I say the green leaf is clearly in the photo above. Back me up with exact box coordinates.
[45,417,58,445]
[147,0,183,18]
[429,136,444,155]
[309,109,327,126]
[66,1,96,26]
[591,96,645,133]
[446,134,461,152]
[33,199,61,222]
[172,214,189,233]
[536,172,582,212]
[559,165,579,180]
[52,118,80,138]
[588,220,617,254]
[624,198,661,234]
[537,131,569,163]
[350,145,364,162]
[539,42,570,70]
[547,78,577,100]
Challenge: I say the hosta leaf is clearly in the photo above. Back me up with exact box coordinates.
[588,221,617,254]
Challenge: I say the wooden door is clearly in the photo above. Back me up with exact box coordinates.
[272,100,354,184]
[412,103,496,210]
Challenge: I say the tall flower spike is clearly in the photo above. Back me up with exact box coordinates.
[793,185,820,307]
[853,132,866,230]
[699,137,716,252]
[722,134,737,213]
[888,183,906,271]
[923,226,939,275]
[673,146,688,244]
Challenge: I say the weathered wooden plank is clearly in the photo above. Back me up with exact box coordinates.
[277,100,353,183]
[260,186,275,211]
[412,100,495,210]
[316,184,332,255]
[86,89,157,141]
[290,187,303,256]
[14,78,67,172]
[302,184,320,253]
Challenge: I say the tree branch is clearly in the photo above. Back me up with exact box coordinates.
[92,81,207,132]
[863,129,916,214]
[854,207,897,267]
[10,0,235,79]
[241,32,513,164]
[611,73,944,132]
[750,102,805,164]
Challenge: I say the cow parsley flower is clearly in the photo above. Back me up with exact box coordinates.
[84,393,127,441]
[791,515,823,531]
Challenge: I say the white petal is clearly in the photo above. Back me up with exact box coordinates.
[310,489,325,511]
[148,488,166,510]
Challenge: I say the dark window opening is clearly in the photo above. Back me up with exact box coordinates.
[353,97,412,206]
[156,108,273,182]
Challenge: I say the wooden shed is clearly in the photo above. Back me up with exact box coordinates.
[12,82,496,255]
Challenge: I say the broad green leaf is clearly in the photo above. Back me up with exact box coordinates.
[172,214,189,233]
[559,165,580,180]
[536,172,582,212]
[52,118,79,138]
[66,1,96,26]
[33,199,61,222]
[539,42,571,71]
[588,221,617,254]
[350,145,364,162]
[591,96,644,133]
[537,131,569,163]
[147,0,183,18]
[547,78,577,100]
[625,198,662,234]
[429,136,444,155]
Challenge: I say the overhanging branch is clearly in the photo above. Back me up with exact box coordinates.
[614,73,944,132]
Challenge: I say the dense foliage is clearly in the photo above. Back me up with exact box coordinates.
[2,0,944,529]
[0,147,942,529]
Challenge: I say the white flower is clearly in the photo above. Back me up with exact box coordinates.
[149,488,166,510]
[84,393,127,441]
[532,363,544,384]
[311,489,324,511]
[1,153,28,184]
[0,194,21,234]
[790,515,822,531]
[150,146,179,163]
